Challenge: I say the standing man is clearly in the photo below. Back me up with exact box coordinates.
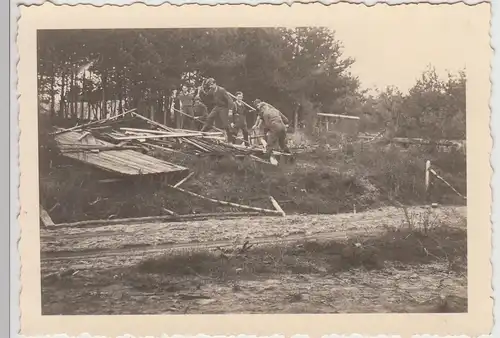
[177,85,195,130]
[196,78,234,141]
[168,89,180,128]
[192,96,209,131]
[251,99,291,160]
[229,91,250,146]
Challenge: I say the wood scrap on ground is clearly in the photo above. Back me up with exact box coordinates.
[44,109,295,226]
[47,211,271,229]
[40,205,55,226]
[269,196,286,217]
[168,185,284,216]
[173,172,195,188]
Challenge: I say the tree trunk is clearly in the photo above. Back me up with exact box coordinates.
[80,70,86,120]
[60,71,66,119]
[101,71,108,119]
[49,71,55,118]
[118,72,124,114]
[69,71,75,118]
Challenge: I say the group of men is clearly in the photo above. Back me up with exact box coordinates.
[169,77,291,159]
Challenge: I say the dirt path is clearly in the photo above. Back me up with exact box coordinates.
[41,205,465,254]
[40,205,468,315]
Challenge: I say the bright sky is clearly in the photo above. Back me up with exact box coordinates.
[325,3,487,93]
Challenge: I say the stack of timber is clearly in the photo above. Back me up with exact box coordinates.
[51,108,289,177]
[56,110,288,163]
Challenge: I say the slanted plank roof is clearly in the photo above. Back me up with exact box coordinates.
[54,131,189,176]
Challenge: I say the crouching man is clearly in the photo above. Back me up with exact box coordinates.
[251,99,292,162]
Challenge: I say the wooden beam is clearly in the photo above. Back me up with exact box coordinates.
[269,196,286,217]
[51,108,137,135]
[317,113,360,120]
[162,207,178,216]
[173,172,195,188]
[40,205,55,226]
[429,168,467,200]
[47,211,269,228]
[168,185,284,215]
[131,112,211,153]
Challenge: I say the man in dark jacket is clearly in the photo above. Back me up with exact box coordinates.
[228,91,250,146]
[196,78,233,141]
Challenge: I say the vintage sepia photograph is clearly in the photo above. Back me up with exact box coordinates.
[17,2,492,337]
[38,26,469,314]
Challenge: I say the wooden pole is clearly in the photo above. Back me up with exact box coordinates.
[168,185,283,215]
[294,106,299,130]
[51,108,136,135]
[269,196,286,217]
[429,168,467,200]
[425,160,431,204]
[162,207,178,216]
[131,112,210,152]
[173,172,195,188]
[425,160,431,192]
[199,75,256,112]
[47,211,268,228]
[39,205,55,226]
[171,107,223,131]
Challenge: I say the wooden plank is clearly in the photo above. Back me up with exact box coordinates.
[162,208,178,216]
[51,108,137,135]
[173,172,195,188]
[113,132,223,141]
[131,112,211,153]
[429,168,467,200]
[47,212,267,228]
[317,113,360,120]
[55,131,188,176]
[40,205,55,226]
[168,185,283,215]
[269,196,286,217]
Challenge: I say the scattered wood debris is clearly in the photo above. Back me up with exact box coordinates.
[45,109,294,226]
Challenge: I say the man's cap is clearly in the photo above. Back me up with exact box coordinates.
[203,78,216,87]
[253,99,262,107]
[235,91,243,96]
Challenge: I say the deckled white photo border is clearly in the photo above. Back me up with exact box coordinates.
[10,1,496,337]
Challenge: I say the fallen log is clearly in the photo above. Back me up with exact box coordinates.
[45,211,269,229]
[168,185,283,215]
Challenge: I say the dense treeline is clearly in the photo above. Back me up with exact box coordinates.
[37,28,466,140]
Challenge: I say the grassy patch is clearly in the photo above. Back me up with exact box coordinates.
[135,225,467,280]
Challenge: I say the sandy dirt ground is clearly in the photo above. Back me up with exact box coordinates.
[40,205,467,315]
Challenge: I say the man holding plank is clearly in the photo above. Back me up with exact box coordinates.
[252,99,292,162]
